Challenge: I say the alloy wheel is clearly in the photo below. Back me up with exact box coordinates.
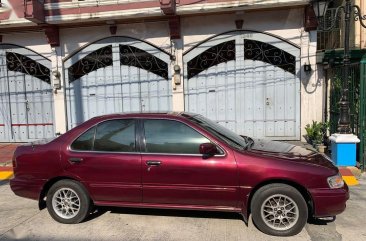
[52,188,81,219]
[260,194,299,231]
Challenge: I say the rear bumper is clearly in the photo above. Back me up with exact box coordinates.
[10,177,46,201]
[309,184,349,217]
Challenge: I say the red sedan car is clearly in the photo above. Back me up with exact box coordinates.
[10,113,348,236]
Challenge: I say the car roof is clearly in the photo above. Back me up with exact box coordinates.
[90,112,197,120]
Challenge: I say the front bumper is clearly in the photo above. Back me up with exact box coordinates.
[309,184,349,217]
[10,177,46,201]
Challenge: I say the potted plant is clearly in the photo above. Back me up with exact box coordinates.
[305,121,329,153]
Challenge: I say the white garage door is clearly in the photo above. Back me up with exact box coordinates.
[0,45,54,142]
[64,37,173,129]
[184,31,301,140]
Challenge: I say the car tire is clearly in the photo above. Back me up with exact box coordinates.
[251,183,308,236]
[46,179,91,224]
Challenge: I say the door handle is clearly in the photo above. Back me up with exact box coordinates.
[69,158,83,164]
[25,100,30,111]
[146,160,162,171]
[146,160,162,166]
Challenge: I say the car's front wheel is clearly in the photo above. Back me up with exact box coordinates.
[46,179,91,224]
[251,183,308,236]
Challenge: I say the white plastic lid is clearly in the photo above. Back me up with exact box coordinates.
[329,134,360,143]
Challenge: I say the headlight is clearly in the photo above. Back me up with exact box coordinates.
[327,173,344,189]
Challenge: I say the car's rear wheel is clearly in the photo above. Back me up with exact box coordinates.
[46,180,91,224]
[251,183,308,236]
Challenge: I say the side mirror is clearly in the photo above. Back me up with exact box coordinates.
[199,143,219,158]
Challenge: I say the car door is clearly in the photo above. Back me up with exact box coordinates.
[141,118,239,208]
[64,119,142,203]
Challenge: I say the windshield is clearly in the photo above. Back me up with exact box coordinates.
[184,114,248,150]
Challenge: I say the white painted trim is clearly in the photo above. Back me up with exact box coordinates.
[45,7,162,23]
[45,0,309,11]
[0,7,10,14]
[44,0,154,10]
[44,0,309,24]
[0,19,36,27]
[329,134,361,143]
[1,0,310,27]
[177,0,309,14]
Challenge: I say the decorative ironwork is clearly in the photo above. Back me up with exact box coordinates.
[244,39,296,75]
[353,5,366,28]
[68,45,113,82]
[6,52,51,84]
[120,45,168,80]
[187,40,235,79]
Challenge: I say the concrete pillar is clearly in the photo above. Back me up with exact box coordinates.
[300,29,324,141]
[50,47,67,135]
[171,39,184,112]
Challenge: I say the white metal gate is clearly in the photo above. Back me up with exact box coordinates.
[184,31,301,140]
[0,45,54,142]
[64,37,172,129]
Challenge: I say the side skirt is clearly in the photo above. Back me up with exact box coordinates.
[94,201,242,213]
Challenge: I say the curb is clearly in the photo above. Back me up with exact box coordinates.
[0,166,13,180]
[346,166,362,178]
[339,167,359,186]
[0,161,12,167]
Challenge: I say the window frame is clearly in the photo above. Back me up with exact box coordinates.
[69,118,139,154]
[69,126,97,152]
[140,118,225,157]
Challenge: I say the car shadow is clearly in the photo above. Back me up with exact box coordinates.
[0,180,9,187]
[84,206,337,226]
[308,216,336,225]
[83,206,243,223]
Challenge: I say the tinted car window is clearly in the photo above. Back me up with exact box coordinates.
[183,114,248,150]
[144,119,210,154]
[94,119,136,152]
[71,127,96,151]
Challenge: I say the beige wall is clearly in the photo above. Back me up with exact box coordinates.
[360,0,366,49]
[1,8,324,141]
[354,0,366,49]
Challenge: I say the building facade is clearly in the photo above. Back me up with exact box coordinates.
[0,0,323,142]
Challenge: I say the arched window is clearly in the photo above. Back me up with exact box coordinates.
[187,40,236,79]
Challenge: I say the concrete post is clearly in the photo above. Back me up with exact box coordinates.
[50,47,67,135]
[171,39,184,112]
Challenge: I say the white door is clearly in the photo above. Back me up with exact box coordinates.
[64,37,172,129]
[184,31,301,140]
[0,45,54,142]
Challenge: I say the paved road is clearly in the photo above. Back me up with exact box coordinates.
[0,176,365,241]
